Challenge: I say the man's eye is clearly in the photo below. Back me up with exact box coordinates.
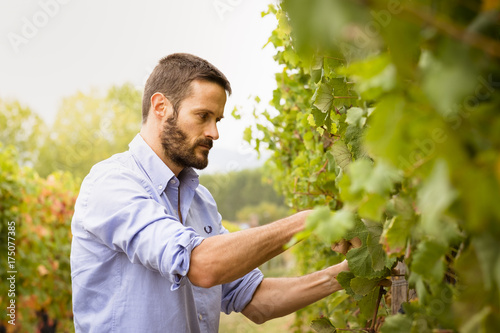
[199,113,207,120]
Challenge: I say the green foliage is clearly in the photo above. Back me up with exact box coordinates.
[0,145,78,331]
[252,1,500,331]
[222,220,241,233]
[0,145,24,256]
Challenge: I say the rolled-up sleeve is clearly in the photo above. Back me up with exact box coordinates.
[220,268,264,314]
[78,165,204,290]
[217,221,264,314]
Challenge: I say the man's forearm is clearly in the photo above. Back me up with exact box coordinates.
[241,260,349,324]
[187,210,310,288]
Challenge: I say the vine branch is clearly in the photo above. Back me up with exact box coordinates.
[402,4,500,58]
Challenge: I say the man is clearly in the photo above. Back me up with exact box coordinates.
[70,53,352,332]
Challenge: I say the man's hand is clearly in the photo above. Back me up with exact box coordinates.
[331,237,362,255]
[331,238,392,288]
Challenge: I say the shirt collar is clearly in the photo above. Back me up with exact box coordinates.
[128,134,199,194]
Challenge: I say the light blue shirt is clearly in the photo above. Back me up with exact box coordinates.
[70,134,263,333]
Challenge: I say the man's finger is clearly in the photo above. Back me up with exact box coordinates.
[349,237,362,248]
[331,240,349,255]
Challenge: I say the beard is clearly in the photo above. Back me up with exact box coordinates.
[160,116,213,170]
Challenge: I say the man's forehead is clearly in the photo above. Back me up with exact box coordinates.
[182,81,226,112]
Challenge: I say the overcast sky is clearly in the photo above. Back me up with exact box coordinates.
[0,0,281,172]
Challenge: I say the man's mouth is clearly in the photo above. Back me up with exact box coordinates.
[198,139,213,150]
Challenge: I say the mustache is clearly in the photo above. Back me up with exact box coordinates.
[196,138,213,149]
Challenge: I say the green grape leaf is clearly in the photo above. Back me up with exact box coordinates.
[386,195,414,221]
[380,314,413,333]
[307,113,317,127]
[306,206,332,230]
[381,216,411,256]
[313,80,333,113]
[364,161,402,195]
[346,246,374,278]
[348,159,373,193]
[417,159,456,238]
[310,317,336,333]
[310,55,323,83]
[343,55,397,100]
[345,126,367,160]
[324,56,345,78]
[367,230,394,271]
[330,78,352,108]
[348,159,401,197]
[336,271,356,297]
[345,107,366,128]
[283,47,301,67]
[358,287,380,320]
[411,240,447,284]
[303,131,315,150]
[307,207,355,244]
[472,234,500,291]
[421,46,476,117]
[243,127,252,143]
[345,219,392,278]
[350,276,380,296]
[358,193,386,221]
[231,106,241,120]
[328,292,350,309]
[312,108,329,127]
[331,140,352,171]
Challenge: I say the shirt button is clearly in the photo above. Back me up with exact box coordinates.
[198,314,203,320]
[157,185,162,190]
[171,179,177,184]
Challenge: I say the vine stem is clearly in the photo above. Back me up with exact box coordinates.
[315,160,329,175]
[369,286,385,332]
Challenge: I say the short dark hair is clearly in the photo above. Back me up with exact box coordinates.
[142,53,232,123]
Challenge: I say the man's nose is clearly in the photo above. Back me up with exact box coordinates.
[205,121,219,141]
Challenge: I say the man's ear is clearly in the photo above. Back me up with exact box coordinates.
[150,92,173,119]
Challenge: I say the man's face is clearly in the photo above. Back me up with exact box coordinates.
[160,80,226,170]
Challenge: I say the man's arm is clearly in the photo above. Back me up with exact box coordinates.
[241,260,349,324]
[187,210,309,288]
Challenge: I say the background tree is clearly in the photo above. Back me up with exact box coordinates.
[236,201,290,226]
[35,83,142,179]
[200,168,287,221]
[0,99,47,167]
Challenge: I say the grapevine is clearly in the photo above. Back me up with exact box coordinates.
[247,1,500,332]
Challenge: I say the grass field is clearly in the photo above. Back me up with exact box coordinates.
[219,312,295,332]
